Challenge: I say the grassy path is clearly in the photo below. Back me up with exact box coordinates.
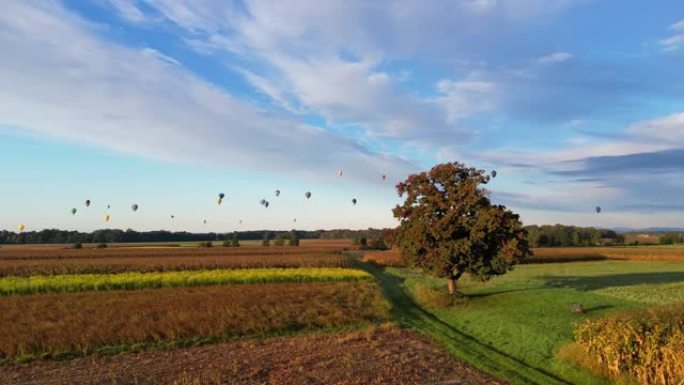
[357,261,591,385]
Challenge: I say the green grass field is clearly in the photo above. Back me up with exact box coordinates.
[359,260,684,385]
[0,267,371,295]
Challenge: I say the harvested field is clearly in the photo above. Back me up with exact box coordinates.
[0,253,352,277]
[531,246,684,263]
[0,282,389,360]
[0,245,349,261]
[0,268,370,296]
[362,249,406,267]
[0,328,508,385]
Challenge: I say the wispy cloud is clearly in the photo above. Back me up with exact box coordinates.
[661,19,684,52]
[0,2,415,185]
[538,51,573,64]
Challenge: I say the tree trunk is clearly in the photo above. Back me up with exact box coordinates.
[447,278,457,295]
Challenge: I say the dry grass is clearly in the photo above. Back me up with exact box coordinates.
[531,247,684,263]
[0,253,352,277]
[0,282,389,360]
[0,328,508,385]
[362,250,407,267]
[568,305,684,385]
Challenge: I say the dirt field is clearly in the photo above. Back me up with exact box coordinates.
[0,328,507,385]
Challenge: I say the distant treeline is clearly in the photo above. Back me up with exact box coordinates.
[1,226,680,247]
[525,225,623,247]
[0,228,389,245]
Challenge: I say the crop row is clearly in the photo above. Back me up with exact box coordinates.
[0,253,352,277]
[0,245,349,261]
[0,268,371,296]
[0,281,390,360]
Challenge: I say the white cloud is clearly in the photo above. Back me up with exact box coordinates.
[436,79,497,121]
[106,0,147,23]
[0,2,415,184]
[537,51,573,64]
[661,19,684,52]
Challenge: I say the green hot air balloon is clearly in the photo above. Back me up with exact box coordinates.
[71,208,77,215]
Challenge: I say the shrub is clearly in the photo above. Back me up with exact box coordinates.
[72,243,82,249]
[289,230,300,246]
[96,243,108,249]
[221,241,232,247]
[262,232,271,247]
[570,306,684,385]
[274,234,286,246]
[197,242,213,248]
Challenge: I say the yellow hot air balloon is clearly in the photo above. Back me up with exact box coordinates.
[17,224,25,232]
[217,197,223,205]
[104,214,110,222]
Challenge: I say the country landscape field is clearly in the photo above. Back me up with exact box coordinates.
[3,1,684,384]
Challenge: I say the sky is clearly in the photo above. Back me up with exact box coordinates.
[1,0,683,232]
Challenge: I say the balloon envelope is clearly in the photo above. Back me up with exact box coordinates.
[492,170,497,178]
[382,175,386,181]
[596,206,601,213]
[218,193,225,199]
[17,224,25,232]
[71,208,77,215]
[85,200,91,207]
[275,190,280,197]
[104,215,110,222]
[131,204,139,212]
[305,192,311,199]
[352,199,357,205]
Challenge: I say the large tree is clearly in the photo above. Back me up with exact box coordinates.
[392,162,530,295]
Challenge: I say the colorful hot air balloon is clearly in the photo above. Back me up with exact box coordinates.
[85,200,91,207]
[131,204,139,212]
[595,206,601,214]
[305,192,311,199]
[382,175,387,181]
[71,208,77,215]
[217,197,223,205]
[352,198,357,205]
[104,214,110,222]
[17,224,25,232]
[275,189,280,197]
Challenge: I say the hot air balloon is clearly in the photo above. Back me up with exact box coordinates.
[71,208,77,215]
[491,170,497,178]
[218,193,225,199]
[352,198,357,205]
[17,224,25,232]
[595,206,601,214]
[203,219,207,224]
[85,200,91,207]
[171,215,175,219]
[131,204,139,212]
[382,175,387,181]
[217,197,223,205]
[107,205,111,210]
[338,170,343,177]
[305,192,311,199]
[264,201,270,208]
[104,214,110,222]
[275,189,281,197]
[294,218,297,223]
[239,220,243,224]
[259,199,266,206]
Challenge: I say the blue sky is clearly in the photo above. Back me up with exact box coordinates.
[1,0,683,232]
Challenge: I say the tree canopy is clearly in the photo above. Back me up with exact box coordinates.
[392,162,530,294]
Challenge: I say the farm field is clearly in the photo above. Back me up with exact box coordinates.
[2,243,684,384]
[0,267,370,295]
[365,260,684,385]
[0,327,507,385]
[0,282,388,361]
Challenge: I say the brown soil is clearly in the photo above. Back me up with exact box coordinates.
[0,328,507,385]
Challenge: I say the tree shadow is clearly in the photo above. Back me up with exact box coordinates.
[582,305,614,314]
[541,272,684,291]
[354,261,574,385]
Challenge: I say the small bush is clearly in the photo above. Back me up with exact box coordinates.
[72,243,82,249]
[411,284,468,309]
[221,241,232,247]
[197,242,213,248]
[570,305,684,385]
[273,234,286,246]
[96,243,108,249]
